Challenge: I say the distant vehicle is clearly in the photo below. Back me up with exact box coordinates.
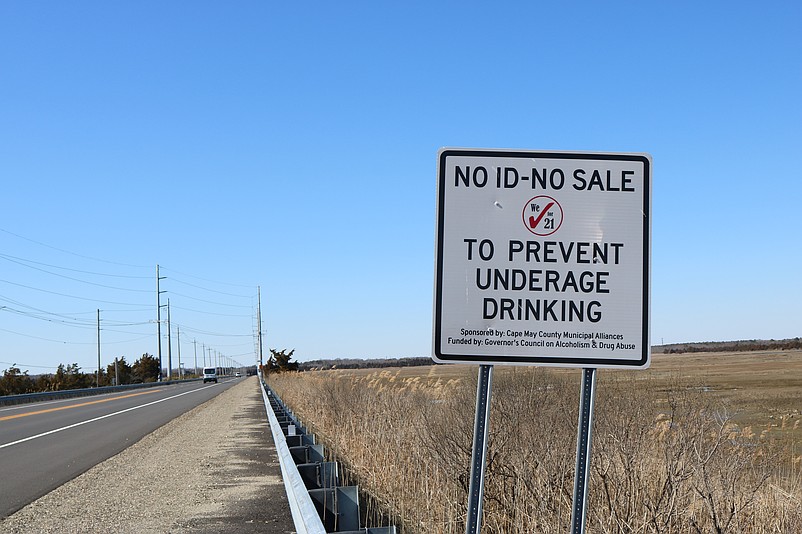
[235,372,241,377]
[202,367,218,383]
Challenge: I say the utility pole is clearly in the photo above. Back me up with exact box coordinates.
[257,286,264,369]
[202,343,207,367]
[114,357,119,386]
[177,325,182,380]
[193,339,198,376]
[96,309,101,387]
[156,265,166,381]
[167,299,172,380]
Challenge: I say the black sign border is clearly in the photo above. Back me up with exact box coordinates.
[433,148,651,368]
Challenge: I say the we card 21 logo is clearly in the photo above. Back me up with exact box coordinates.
[523,195,563,236]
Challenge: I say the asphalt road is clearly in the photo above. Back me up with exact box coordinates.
[0,379,240,518]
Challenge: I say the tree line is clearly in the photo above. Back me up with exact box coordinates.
[661,337,802,354]
[0,353,161,396]
[298,356,433,371]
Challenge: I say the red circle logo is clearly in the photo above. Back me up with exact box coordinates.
[522,196,563,236]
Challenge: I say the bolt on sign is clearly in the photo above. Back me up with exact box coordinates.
[433,149,652,368]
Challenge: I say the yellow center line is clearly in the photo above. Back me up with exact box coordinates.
[0,389,160,422]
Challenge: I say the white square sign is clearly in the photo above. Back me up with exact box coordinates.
[433,149,651,368]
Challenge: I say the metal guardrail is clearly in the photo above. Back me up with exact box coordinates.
[260,379,327,534]
[259,379,396,534]
[0,377,206,407]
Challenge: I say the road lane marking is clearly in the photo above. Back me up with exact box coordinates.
[1,394,117,414]
[0,383,220,450]
[0,390,158,422]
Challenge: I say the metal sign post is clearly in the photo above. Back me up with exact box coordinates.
[570,367,598,534]
[465,364,493,534]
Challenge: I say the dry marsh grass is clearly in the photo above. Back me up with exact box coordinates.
[267,350,802,533]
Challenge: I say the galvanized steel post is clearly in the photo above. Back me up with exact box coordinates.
[465,364,493,534]
[570,367,598,534]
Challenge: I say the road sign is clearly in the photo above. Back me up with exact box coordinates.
[433,148,651,368]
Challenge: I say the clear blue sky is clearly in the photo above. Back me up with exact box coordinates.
[1,2,800,374]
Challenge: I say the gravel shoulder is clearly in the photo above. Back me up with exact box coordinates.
[1,376,295,533]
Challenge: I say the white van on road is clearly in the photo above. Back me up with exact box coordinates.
[202,367,218,383]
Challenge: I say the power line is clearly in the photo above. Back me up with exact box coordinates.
[0,295,96,322]
[161,275,254,299]
[2,306,97,329]
[175,324,252,337]
[0,227,151,269]
[62,308,153,314]
[161,290,252,309]
[159,265,255,289]
[0,360,60,370]
[0,279,149,307]
[0,326,80,344]
[0,254,151,293]
[0,326,152,346]
[0,296,151,327]
[169,304,252,318]
[178,340,253,349]
[98,334,153,344]
[0,252,150,279]
[0,229,260,368]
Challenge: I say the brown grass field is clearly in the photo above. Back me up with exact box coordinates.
[634,351,802,444]
[309,350,802,446]
[267,350,802,533]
